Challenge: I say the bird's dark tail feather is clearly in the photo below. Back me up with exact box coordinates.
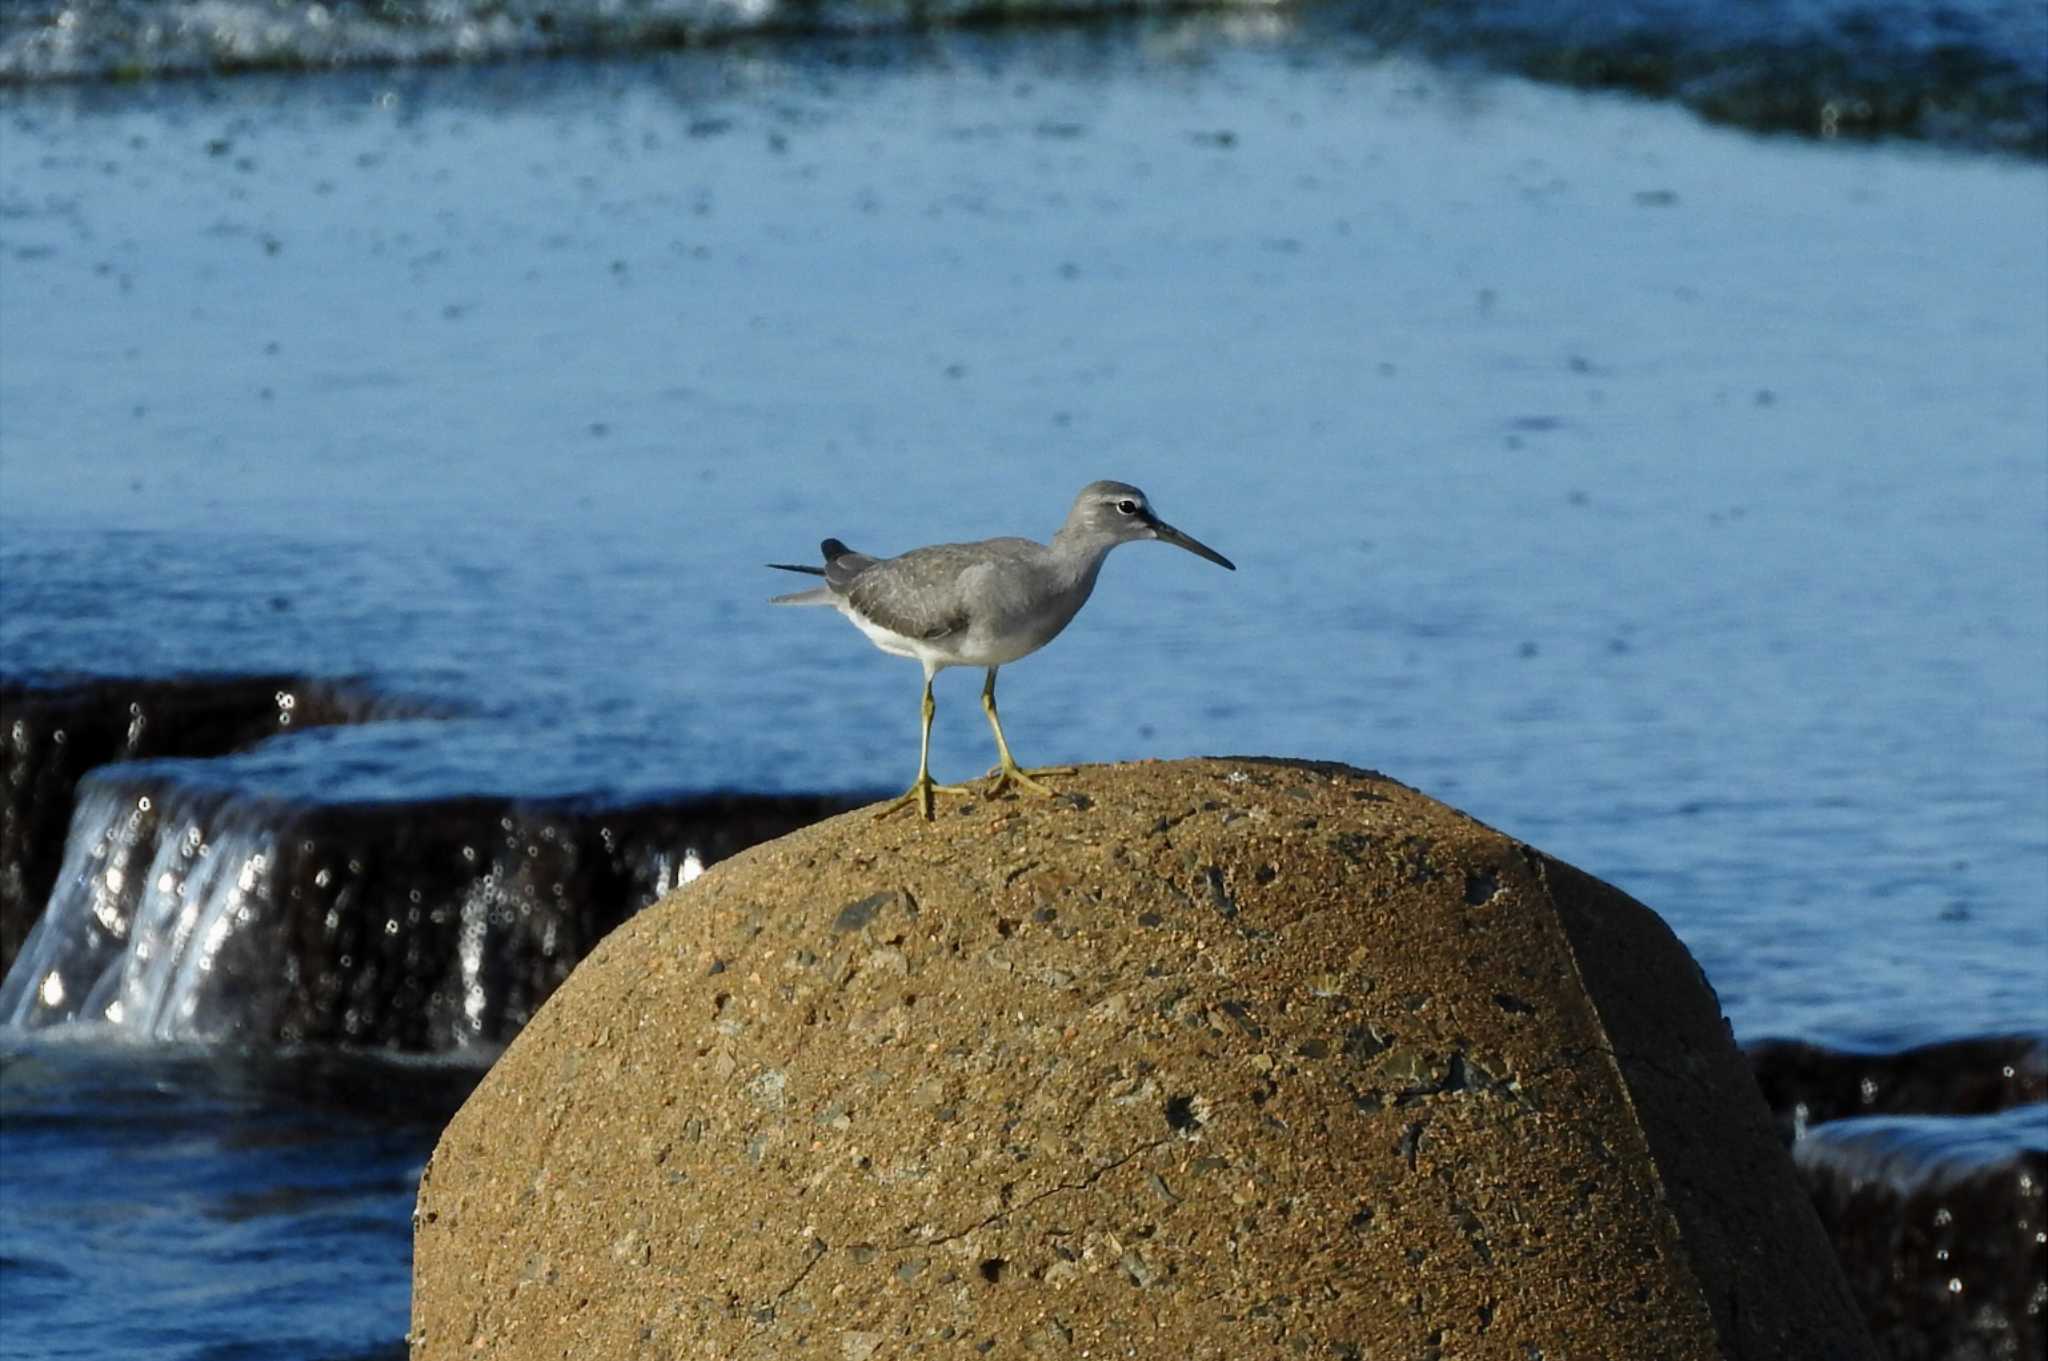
[767,538,853,575]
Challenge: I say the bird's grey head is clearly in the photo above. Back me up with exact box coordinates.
[1063,480,1235,570]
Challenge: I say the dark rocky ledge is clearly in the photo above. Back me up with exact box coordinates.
[1747,1034,2048,1139]
[1,772,863,1050]
[1,674,418,973]
[2,674,867,1050]
[1749,1035,2047,1361]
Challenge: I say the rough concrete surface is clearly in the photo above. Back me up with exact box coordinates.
[411,758,1875,1360]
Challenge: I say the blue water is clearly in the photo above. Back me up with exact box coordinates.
[1,20,2045,1360]
[1,1040,432,1361]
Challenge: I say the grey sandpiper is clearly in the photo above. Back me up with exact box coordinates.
[769,480,1235,819]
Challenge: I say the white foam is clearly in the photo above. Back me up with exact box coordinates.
[0,781,279,1042]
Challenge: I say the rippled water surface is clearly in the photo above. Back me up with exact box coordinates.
[6,31,2044,1044]
[1,1039,441,1361]
[1,21,2044,1360]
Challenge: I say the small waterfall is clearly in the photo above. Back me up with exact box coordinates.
[0,778,280,1041]
[0,781,158,1026]
[0,771,853,1051]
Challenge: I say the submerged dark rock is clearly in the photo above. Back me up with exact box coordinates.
[1794,1105,2046,1361]
[0,674,412,974]
[1748,1034,2048,1140]
[1747,1036,2048,1361]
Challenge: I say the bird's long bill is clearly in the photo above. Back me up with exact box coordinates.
[1151,518,1236,571]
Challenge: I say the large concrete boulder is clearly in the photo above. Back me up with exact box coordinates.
[410,758,1875,1360]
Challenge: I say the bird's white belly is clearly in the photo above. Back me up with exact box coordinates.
[843,605,924,661]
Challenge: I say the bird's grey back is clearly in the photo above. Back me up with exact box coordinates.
[841,537,1053,643]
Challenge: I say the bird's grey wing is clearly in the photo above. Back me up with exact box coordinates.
[845,544,976,641]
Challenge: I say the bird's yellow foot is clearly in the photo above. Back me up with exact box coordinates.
[985,760,1074,801]
[875,775,974,821]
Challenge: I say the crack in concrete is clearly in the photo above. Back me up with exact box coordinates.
[734,1236,831,1359]
[1534,1042,1699,1092]
[769,1237,828,1303]
[916,1136,1175,1248]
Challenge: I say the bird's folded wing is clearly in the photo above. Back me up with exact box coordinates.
[847,555,969,641]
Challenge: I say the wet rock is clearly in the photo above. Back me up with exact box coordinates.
[0,674,405,974]
[1794,1105,2046,1361]
[410,757,1876,1360]
[1747,1036,2048,1361]
[0,769,861,1050]
[1747,1034,2048,1140]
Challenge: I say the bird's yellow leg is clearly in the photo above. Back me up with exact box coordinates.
[980,668,1072,799]
[876,675,973,820]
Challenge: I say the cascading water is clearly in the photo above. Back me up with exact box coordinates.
[0,780,160,1027]
[0,777,282,1040]
[0,762,847,1051]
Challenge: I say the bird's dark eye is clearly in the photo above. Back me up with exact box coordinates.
[1116,499,1140,515]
